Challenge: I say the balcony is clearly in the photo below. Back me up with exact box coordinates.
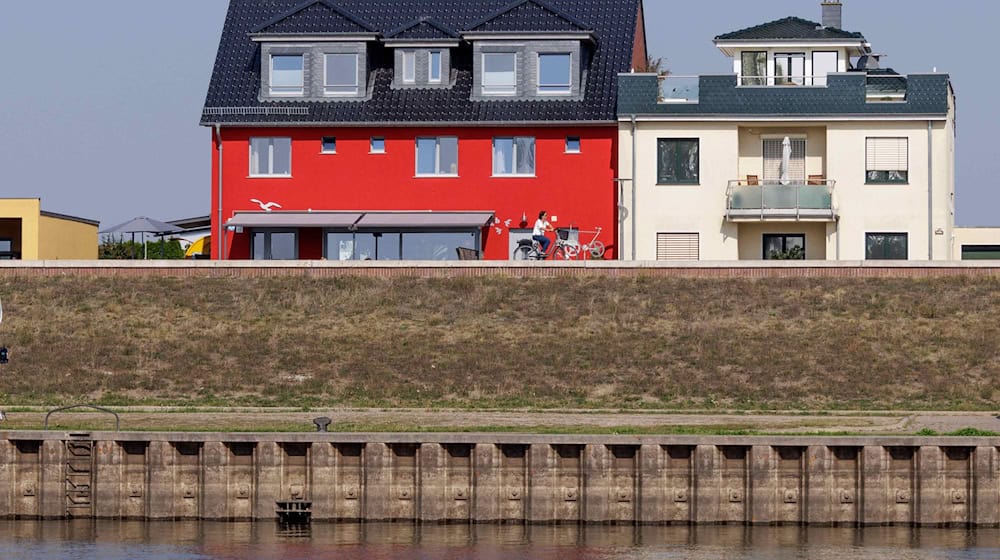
[659,75,699,103]
[725,179,836,222]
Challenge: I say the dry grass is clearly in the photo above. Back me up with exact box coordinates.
[0,276,998,411]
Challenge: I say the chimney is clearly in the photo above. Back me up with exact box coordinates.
[821,1,842,29]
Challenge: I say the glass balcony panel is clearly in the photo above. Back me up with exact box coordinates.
[727,181,834,220]
[659,76,699,103]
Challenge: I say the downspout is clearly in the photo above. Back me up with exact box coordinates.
[214,124,225,260]
[927,120,933,260]
[630,114,638,261]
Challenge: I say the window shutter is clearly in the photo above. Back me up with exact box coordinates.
[656,233,699,260]
[763,138,806,182]
[866,138,908,171]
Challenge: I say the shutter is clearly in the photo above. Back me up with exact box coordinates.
[656,233,699,260]
[763,138,805,182]
[866,138,908,171]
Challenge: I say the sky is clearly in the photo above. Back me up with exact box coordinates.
[0,0,995,228]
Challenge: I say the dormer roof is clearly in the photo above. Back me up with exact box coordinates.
[714,16,865,42]
[464,0,592,35]
[385,17,460,42]
[251,0,376,35]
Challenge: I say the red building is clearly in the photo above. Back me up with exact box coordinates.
[203,0,646,260]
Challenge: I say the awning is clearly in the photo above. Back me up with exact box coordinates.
[354,212,494,228]
[226,212,363,228]
[225,211,494,230]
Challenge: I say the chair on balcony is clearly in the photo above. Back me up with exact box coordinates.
[746,175,759,186]
[456,247,481,260]
[807,174,825,185]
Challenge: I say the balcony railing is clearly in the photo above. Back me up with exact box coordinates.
[726,179,836,221]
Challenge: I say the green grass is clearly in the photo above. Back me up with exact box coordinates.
[1,276,999,411]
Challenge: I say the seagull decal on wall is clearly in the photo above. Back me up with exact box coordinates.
[250,199,283,212]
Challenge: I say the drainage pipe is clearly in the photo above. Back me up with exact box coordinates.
[630,115,638,261]
[214,124,225,260]
[927,120,933,260]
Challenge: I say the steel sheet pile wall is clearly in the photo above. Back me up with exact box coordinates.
[0,434,997,526]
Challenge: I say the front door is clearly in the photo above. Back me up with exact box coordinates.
[763,234,805,260]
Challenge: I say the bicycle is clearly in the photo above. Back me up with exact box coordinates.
[558,226,607,260]
[511,229,575,260]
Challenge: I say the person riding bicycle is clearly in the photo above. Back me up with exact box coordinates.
[532,211,554,256]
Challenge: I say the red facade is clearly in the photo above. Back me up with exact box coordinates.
[211,126,618,260]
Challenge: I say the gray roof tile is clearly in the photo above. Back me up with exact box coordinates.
[715,16,865,41]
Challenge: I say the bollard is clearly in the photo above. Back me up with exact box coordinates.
[313,417,332,432]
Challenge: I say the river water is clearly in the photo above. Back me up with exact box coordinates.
[0,521,997,559]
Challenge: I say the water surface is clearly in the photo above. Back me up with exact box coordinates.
[0,521,997,559]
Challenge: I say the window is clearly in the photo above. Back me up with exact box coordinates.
[763,234,806,260]
[812,51,838,86]
[321,137,337,154]
[962,245,1000,260]
[0,238,15,260]
[416,137,458,176]
[270,55,303,96]
[565,137,581,153]
[482,53,516,95]
[656,233,699,261]
[492,137,535,176]
[429,51,442,83]
[249,137,291,176]
[866,137,908,183]
[402,51,416,84]
[866,233,908,260]
[252,230,297,260]
[774,52,805,85]
[740,51,766,86]
[763,137,806,184]
[325,53,359,95]
[538,53,571,94]
[370,137,385,153]
[327,231,476,261]
[656,139,699,184]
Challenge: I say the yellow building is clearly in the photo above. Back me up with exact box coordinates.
[0,199,99,260]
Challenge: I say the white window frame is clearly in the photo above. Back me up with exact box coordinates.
[415,137,459,177]
[565,136,581,154]
[537,53,572,95]
[249,137,292,178]
[811,51,838,86]
[428,51,443,83]
[321,136,337,154]
[773,52,806,86]
[324,53,360,96]
[482,52,517,95]
[866,137,909,184]
[402,51,416,84]
[492,137,536,177]
[370,136,386,154]
[269,54,304,96]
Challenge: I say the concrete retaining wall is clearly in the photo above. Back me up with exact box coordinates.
[1,432,998,526]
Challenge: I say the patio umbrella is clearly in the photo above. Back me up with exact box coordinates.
[100,217,184,259]
[780,136,792,185]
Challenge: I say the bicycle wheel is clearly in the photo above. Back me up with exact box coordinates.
[552,245,570,260]
[589,240,606,259]
[512,245,532,260]
[563,244,580,259]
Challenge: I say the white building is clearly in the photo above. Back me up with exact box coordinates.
[618,1,956,261]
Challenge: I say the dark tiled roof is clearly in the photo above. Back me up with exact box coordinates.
[618,73,951,117]
[252,0,375,34]
[203,0,638,125]
[385,17,459,40]
[466,0,590,33]
[715,16,865,41]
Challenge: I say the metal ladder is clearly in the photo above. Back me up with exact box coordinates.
[65,434,94,517]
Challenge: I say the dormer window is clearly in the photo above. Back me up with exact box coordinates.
[429,51,442,83]
[538,53,572,94]
[482,53,517,95]
[325,53,359,96]
[402,51,416,84]
[270,55,304,96]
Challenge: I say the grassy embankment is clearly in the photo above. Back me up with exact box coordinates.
[0,276,998,411]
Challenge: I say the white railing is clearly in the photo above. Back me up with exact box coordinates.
[659,75,699,103]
